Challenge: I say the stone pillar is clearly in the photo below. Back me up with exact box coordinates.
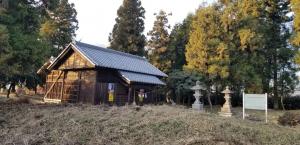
[219,86,233,117]
[191,81,204,111]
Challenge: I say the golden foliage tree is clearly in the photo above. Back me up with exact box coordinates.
[291,0,300,46]
[186,5,229,109]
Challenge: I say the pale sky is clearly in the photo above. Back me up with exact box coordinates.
[68,0,213,47]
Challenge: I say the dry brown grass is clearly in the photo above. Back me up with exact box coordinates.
[0,97,300,145]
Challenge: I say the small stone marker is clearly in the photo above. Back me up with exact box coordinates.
[219,86,233,117]
[191,81,204,111]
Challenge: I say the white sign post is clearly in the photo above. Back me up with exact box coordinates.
[243,92,268,123]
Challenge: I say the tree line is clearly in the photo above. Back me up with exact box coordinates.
[0,0,78,97]
[109,0,300,109]
[1,0,299,109]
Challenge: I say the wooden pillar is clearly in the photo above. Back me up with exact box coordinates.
[127,86,132,104]
[133,87,136,106]
[155,86,158,105]
[78,71,82,103]
[60,71,66,100]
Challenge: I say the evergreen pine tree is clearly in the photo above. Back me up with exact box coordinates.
[0,24,11,87]
[147,10,172,73]
[263,0,295,109]
[0,0,52,97]
[40,0,78,52]
[109,0,146,56]
[168,14,193,70]
[221,0,267,93]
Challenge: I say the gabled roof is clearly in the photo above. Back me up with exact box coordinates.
[47,42,167,78]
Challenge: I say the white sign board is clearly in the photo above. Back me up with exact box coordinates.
[243,93,268,123]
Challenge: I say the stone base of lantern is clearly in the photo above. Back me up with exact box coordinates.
[219,112,232,117]
[219,106,232,117]
[192,103,204,111]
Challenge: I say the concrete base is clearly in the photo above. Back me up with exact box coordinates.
[192,103,204,111]
[219,112,232,117]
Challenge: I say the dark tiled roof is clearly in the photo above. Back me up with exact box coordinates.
[119,70,165,85]
[74,42,167,77]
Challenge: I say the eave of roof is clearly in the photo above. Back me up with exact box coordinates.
[119,70,165,85]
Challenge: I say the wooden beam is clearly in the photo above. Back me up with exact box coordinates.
[44,98,61,103]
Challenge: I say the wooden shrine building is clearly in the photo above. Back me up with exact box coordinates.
[37,42,167,105]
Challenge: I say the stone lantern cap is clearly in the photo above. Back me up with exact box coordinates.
[222,86,232,94]
[191,81,205,90]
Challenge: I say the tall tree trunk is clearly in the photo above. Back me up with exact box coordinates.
[280,95,285,110]
[34,78,37,95]
[34,86,37,95]
[273,54,279,109]
[207,89,213,111]
[188,94,191,106]
[6,85,11,98]
[204,58,213,110]
[280,70,285,110]
[273,83,279,109]
[182,95,185,106]
[176,89,180,104]
[6,82,15,98]
[205,72,213,111]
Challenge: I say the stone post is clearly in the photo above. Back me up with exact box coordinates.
[191,81,204,111]
[219,86,233,117]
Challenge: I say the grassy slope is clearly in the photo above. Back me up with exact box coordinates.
[0,100,300,145]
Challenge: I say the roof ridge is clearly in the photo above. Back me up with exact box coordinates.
[75,41,147,61]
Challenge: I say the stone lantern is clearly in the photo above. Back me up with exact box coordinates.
[191,81,204,111]
[219,86,233,117]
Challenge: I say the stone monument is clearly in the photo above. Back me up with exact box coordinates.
[219,86,233,117]
[191,81,204,111]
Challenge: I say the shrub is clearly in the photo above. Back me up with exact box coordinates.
[278,112,300,126]
[283,96,300,110]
